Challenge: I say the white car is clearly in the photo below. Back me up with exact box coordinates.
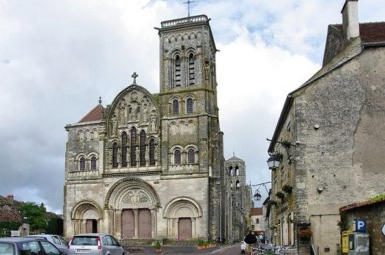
[241,241,247,254]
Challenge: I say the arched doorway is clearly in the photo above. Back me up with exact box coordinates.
[105,178,160,239]
[71,200,103,234]
[163,197,202,240]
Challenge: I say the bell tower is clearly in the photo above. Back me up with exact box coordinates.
[157,15,218,116]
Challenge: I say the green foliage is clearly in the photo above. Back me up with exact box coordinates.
[46,218,63,235]
[198,239,204,246]
[0,221,22,237]
[19,202,48,231]
[153,240,161,249]
[371,194,385,201]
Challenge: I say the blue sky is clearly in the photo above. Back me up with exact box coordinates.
[0,0,384,212]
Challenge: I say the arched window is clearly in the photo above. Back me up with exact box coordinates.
[174,149,181,165]
[79,157,86,171]
[229,166,234,176]
[188,53,195,85]
[187,149,195,164]
[140,130,146,166]
[236,180,240,189]
[174,55,181,87]
[235,166,239,176]
[256,218,260,224]
[90,156,97,170]
[173,99,179,115]
[186,98,193,114]
[112,142,118,168]
[121,132,127,167]
[149,138,155,166]
[130,127,137,167]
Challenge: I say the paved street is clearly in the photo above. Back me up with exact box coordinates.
[124,245,240,255]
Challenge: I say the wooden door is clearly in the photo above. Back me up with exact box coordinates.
[138,209,151,239]
[121,209,135,239]
[86,219,93,233]
[178,218,192,240]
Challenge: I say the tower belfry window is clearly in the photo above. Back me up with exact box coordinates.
[79,157,86,171]
[174,55,181,87]
[174,149,181,165]
[188,53,195,85]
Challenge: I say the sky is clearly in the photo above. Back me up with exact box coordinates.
[0,0,384,213]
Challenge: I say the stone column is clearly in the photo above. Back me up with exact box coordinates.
[151,209,156,238]
[134,209,139,239]
[82,220,87,233]
[114,210,122,239]
[192,218,196,238]
[175,218,179,240]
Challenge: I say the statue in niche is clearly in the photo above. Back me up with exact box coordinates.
[129,102,139,121]
[118,102,126,125]
[149,111,157,133]
[111,117,118,136]
[142,104,148,123]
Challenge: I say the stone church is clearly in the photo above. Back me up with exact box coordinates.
[63,15,230,241]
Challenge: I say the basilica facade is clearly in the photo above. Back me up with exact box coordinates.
[63,15,228,241]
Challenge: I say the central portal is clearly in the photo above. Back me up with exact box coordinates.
[121,208,152,239]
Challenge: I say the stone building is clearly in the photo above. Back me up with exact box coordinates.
[223,156,250,242]
[63,15,228,242]
[267,0,385,254]
[250,208,264,235]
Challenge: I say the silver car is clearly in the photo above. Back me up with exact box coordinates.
[28,234,68,254]
[68,234,125,255]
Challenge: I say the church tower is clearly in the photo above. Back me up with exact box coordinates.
[157,15,224,239]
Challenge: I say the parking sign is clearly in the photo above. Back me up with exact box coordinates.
[354,219,366,232]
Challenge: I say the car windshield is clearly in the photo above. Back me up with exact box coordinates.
[71,236,98,246]
[0,243,14,255]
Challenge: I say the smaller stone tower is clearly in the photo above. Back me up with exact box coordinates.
[224,155,248,242]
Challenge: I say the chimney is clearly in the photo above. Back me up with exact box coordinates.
[341,0,360,41]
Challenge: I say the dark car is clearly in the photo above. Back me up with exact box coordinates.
[0,237,66,255]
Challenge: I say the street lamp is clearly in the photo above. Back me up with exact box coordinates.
[267,154,281,169]
[253,192,262,201]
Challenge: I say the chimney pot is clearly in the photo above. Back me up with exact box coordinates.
[341,0,360,41]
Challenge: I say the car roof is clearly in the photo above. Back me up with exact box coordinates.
[0,237,43,243]
[73,233,108,237]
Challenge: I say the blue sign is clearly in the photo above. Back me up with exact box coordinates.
[354,219,366,232]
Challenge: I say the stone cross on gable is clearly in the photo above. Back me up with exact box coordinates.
[131,72,138,85]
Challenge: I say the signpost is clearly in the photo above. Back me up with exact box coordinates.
[354,219,366,233]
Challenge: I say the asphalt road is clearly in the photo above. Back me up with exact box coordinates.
[124,245,241,255]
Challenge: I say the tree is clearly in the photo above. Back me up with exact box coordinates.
[19,202,47,231]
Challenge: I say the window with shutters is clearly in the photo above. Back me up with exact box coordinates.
[174,55,181,87]
[140,130,146,166]
[188,53,195,85]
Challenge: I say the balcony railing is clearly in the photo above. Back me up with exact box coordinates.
[161,15,208,28]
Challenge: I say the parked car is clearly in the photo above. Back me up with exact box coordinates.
[28,234,68,254]
[68,233,125,255]
[0,237,66,255]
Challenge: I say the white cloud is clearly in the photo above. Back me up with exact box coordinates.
[0,0,384,211]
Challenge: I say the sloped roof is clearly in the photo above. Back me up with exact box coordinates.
[78,104,103,123]
[340,197,385,213]
[333,22,385,43]
[250,208,263,216]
